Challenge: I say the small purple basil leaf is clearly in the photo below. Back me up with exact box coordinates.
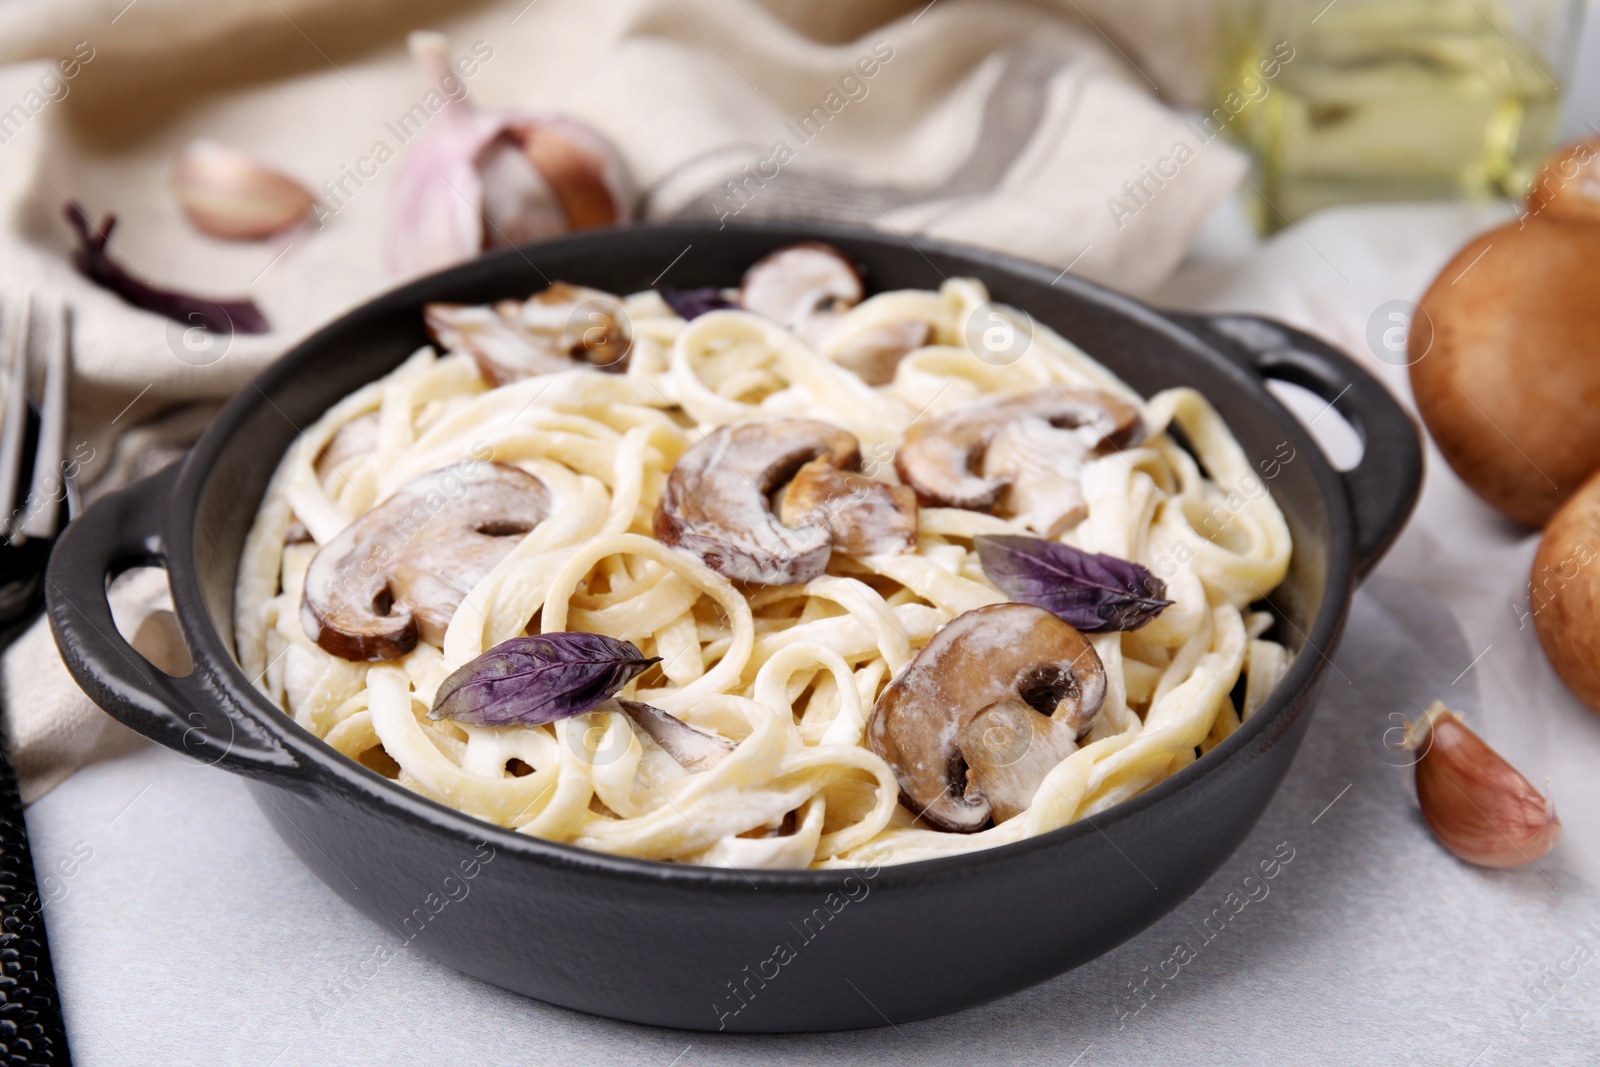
[429,632,660,727]
[63,201,270,334]
[658,285,735,321]
[974,534,1173,633]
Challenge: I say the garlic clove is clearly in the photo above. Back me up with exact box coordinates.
[519,119,629,233]
[477,133,567,248]
[386,31,633,276]
[1414,702,1560,869]
[174,139,315,240]
[385,33,501,275]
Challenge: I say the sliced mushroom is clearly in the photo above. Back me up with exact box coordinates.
[425,303,571,381]
[741,810,800,839]
[301,462,551,661]
[315,412,380,486]
[957,700,1080,825]
[868,602,1107,832]
[425,281,630,385]
[654,419,854,585]
[619,699,735,773]
[777,456,917,556]
[517,282,631,370]
[656,419,919,583]
[831,320,930,385]
[895,388,1143,523]
[981,419,1095,537]
[739,242,863,349]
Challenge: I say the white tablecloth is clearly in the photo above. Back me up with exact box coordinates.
[21,197,1600,1065]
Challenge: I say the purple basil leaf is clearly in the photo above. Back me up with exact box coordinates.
[658,285,735,321]
[63,202,269,334]
[974,534,1172,633]
[429,632,660,727]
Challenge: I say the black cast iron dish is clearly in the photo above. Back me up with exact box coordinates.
[47,223,1420,1032]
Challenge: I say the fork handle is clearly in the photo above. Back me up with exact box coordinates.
[0,612,73,1065]
[44,462,302,779]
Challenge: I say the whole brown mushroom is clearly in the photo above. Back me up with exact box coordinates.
[1525,136,1600,225]
[1530,468,1600,715]
[1410,137,1600,527]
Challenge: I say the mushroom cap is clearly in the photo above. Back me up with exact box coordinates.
[777,456,918,556]
[868,602,1107,833]
[425,281,630,386]
[895,387,1143,512]
[982,419,1092,537]
[301,461,552,661]
[653,419,858,585]
[1531,469,1600,715]
[831,319,930,385]
[314,411,381,487]
[739,242,863,348]
[1526,136,1600,225]
[1410,219,1600,526]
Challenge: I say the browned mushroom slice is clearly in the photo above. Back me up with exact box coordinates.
[654,419,859,585]
[619,700,735,773]
[425,281,631,385]
[314,411,380,487]
[831,320,930,385]
[777,456,918,556]
[300,462,552,661]
[894,387,1144,520]
[981,419,1097,538]
[424,303,573,383]
[517,282,631,371]
[739,242,863,349]
[868,602,1107,832]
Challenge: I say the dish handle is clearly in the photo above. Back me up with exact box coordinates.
[1175,313,1422,578]
[44,461,302,780]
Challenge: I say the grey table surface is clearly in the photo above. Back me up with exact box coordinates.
[24,576,1600,1065]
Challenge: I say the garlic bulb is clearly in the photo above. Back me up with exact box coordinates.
[386,31,633,276]
[1413,703,1560,868]
[174,140,315,240]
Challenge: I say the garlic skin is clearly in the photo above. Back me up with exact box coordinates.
[174,140,315,240]
[386,31,633,276]
[1414,703,1560,868]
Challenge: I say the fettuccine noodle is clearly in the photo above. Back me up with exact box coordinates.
[235,278,1292,869]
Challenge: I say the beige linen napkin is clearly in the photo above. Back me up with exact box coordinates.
[0,0,1240,801]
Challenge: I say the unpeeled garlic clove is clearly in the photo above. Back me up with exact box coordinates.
[1413,702,1560,868]
[385,31,633,276]
[174,139,315,240]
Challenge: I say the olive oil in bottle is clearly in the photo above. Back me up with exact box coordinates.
[1218,0,1575,230]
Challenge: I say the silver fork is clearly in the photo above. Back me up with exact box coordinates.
[0,293,76,626]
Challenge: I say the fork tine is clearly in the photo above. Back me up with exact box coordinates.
[0,295,32,542]
[20,300,69,539]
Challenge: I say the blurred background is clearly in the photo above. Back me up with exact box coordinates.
[1,0,1595,407]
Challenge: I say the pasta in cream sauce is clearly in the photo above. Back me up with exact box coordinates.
[235,271,1292,869]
